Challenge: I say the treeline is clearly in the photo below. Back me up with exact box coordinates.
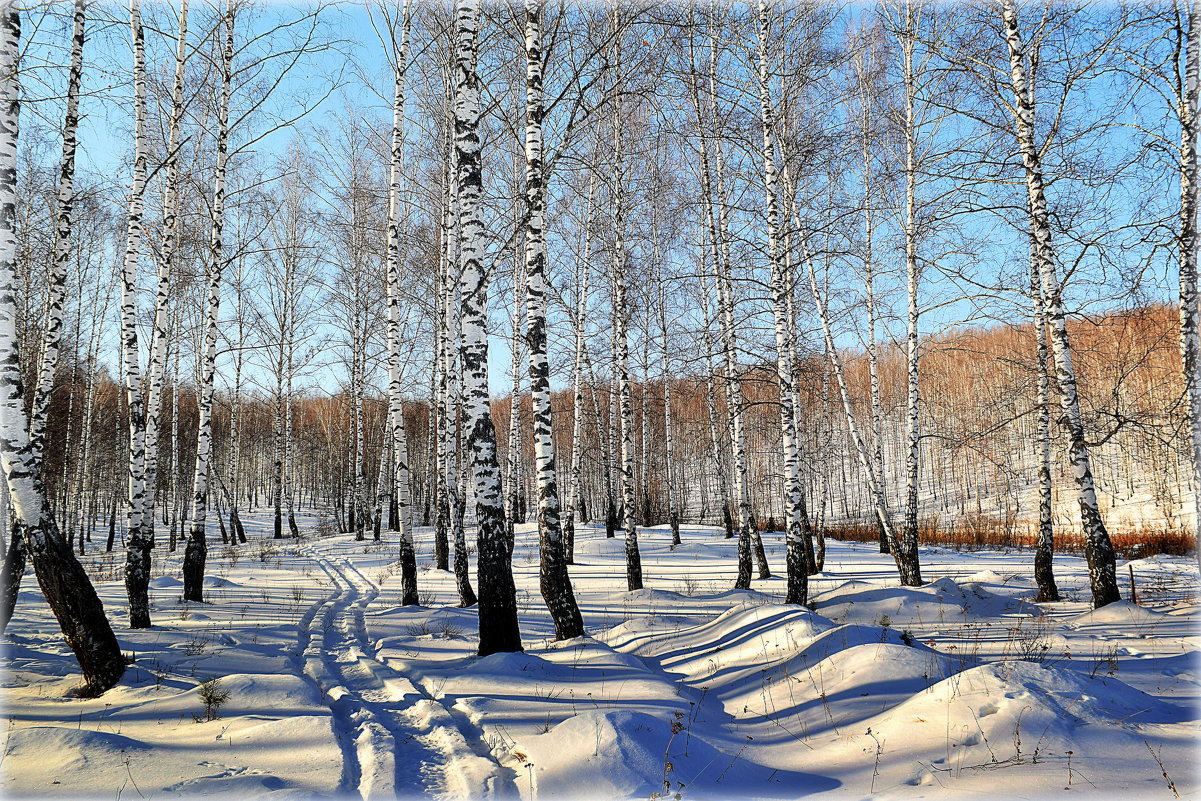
[23,304,1189,561]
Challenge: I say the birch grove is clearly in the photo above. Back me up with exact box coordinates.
[15,1,1201,687]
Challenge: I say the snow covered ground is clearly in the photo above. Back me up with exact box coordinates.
[2,509,1197,800]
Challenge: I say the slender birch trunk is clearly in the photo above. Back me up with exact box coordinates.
[434,124,453,573]
[603,376,617,538]
[385,0,418,602]
[852,35,889,554]
[455,0,513,651]
[523,0,583,639]
[143,0,188,552]
[658,278,680,547]
[564,172,596,564]
[1175,0,1200,568]
[184,1,233,603]
[505,257,524,540]
[444,125,475,606]
[273,341,285,540]
[28,0,84,470]
[610,23,643,592]
[899,3,923,575]
[0,7,125,693]
[755,0,804,601]
[1000,0,1118,607]
[1031,259,1059,601]
[121,0,152,627]
[700,18,753,585]
[76,273,109,555]
[699,272,733,539]
[284,325,299,538]
[783,243,816,574]
[797,209,919,584]
[168,332,180,550]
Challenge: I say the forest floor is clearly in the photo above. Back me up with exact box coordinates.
[1,509,1197,800]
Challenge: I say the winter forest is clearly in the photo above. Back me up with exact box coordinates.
[0,0,1198,797]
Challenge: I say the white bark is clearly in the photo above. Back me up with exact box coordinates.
[185,0,234,603]
[28,0,85,471]
[455,0,519,653]
[385,0,417,603]
[1000,0,1118,606]
[610,22,643,592]
[755,0,804,601]
[121,0,151,627]
[143,0,189,546]
[0,6,125,693]
[1175,0,1200,566]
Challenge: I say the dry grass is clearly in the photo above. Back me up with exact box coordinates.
[823,516,1195,559]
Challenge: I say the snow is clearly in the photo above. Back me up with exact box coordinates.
[1,514,1197,800]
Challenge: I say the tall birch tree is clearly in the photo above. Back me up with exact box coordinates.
[0,6,125,694]
[454,0,520,654]
[999,0,1119,607]
[523,0,584,640]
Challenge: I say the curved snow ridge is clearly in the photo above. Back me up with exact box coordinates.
[604,603,836,671]
[729,635,961,736]
[872,659,1189,746]
[511,709,838,801]
[1063,599,1169,630]
[812,575,1041,627]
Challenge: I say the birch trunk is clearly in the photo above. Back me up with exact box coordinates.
[505,257,524,540]
[434,129,453,573]
[524,0,584,640]
[755,0,804,602]
[657,279,680,547]
[385,0,418,602]
[798,213,919,584]
[900,5,923,579]
[853,38,888,555]
[1031,260,1059,601]
[455,0,514,651]
[184,1,233,603]
[2,0,87,620]
[143,0,189,551]
[702,22,753,586]
[610,26,643,592]
[444,128,474,606]
[1000,0,1118,607]
[1176,0,1200,568]
[699,273,733,539]
[564,173,596,564]
[28,0,84,470]
[0,7,125,693]
[121,0,152,627]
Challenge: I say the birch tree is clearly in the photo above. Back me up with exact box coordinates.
[454,0,520,654]
[563,171,596,563]
[755,0,807,603]
[121,0,153,626]
[184,0,234,603]
[999,0,1119,607]
[609,17,643,592]
[143,0,190,554]
[523,0,584,640]
[2,0,87,627]
[384,0,418,605]
[0,6,125,694]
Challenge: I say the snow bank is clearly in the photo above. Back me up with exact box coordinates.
[513,709,833,800]
[812,576,1038,627]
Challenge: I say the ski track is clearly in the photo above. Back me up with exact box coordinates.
[293,542,517,801]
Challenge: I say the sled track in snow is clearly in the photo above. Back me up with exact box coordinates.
[293,543,517,800]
